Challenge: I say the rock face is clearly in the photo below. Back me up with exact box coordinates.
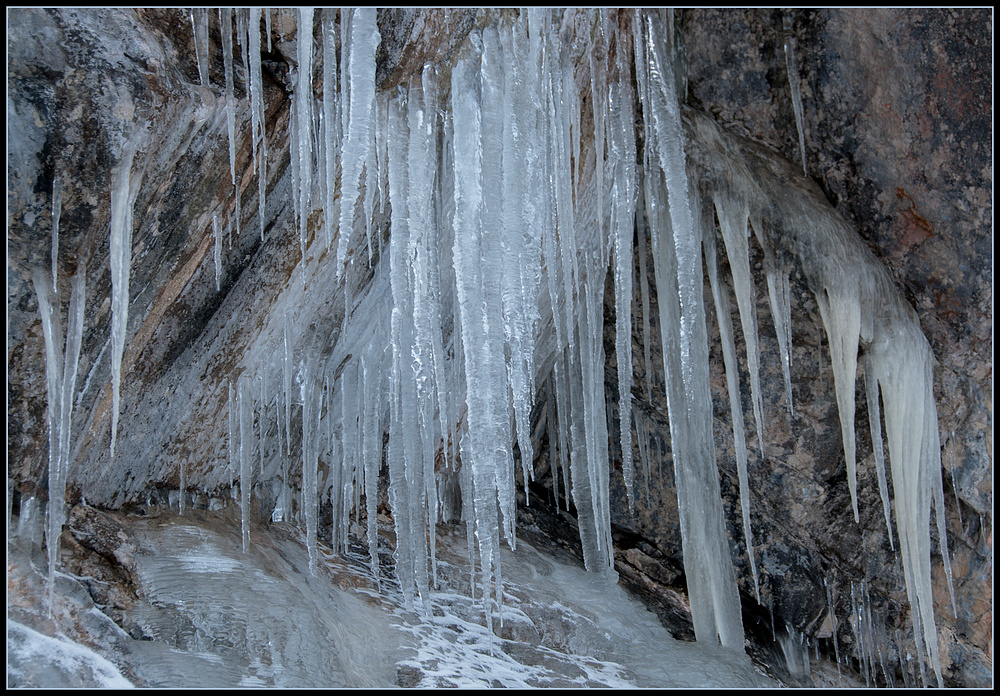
[7,7,991,688]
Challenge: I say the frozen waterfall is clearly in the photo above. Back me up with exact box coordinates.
[26,7,958,689]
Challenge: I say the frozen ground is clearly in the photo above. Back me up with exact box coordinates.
[7,506,776,688]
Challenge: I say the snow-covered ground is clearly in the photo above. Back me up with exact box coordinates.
[8,506,775,688]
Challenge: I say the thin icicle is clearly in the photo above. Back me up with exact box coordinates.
[610,73,637,513]
[300,360,318,574]
[753,214,794,416]
[283,316,292,455]
[637,192,654,403]
[247,8,267,242]
[212,214,222,292]
[264,7,272,53]
[322,8,339,250]
[783,13,808,175]
[109,136,139,459]
[191,8,210,88]
[50,176,62,293]
[239,377,252,553]
[296,8,315,266]
[361,355,381,586]
[864,352,893,549]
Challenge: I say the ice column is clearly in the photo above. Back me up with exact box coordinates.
[636,9,745,647]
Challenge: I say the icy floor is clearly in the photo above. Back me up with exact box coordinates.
[8,508,775,688]
[396,527,775,688]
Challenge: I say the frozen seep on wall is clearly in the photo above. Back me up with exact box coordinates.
[25,7,960,687]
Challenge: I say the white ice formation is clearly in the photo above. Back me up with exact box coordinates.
[40,7,955,686]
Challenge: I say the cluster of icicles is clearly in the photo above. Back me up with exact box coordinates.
[34,7,956,687]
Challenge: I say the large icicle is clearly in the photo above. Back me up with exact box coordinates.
[451,51,507,631]
[336,8,380,281]
[109,137,139,459]
[816,281,863,523]
[704,218,760,601]
[610,69,637,512]
[386,88,421,609]
[636,9,745,647]
[713,192,766,459]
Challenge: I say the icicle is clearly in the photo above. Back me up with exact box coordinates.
[610,75,637,513]
[228,379,235,486]
[247,8,267,242]
[864,352,893,548]
[637,194,654,404]
[322,9,339,251]
[825,578,841,672]
[264,7,272,53]
[213,214,222,292]
[220,9,236,188]
[179,458,186,515]
[50,176,61,293]
[336,8,380,281]
[109,136,139,459]
[753,215,794,417]
[239,377,251,553]
[949,449,963,528]
[361,355,381,586]
[387,87,419,609]
[816,283,862,523]
[296,8,315,266]
[704,217,760,601]
[283,316,292,455]
[714,192,766,460]
[494,19,538,502]
[33,264,85,612]
[783,13,808,175]
[637,9,745,647]
[450,50,508,627]
[300,360,318,573]
[932,439,959,618]
[191,8,210,88]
